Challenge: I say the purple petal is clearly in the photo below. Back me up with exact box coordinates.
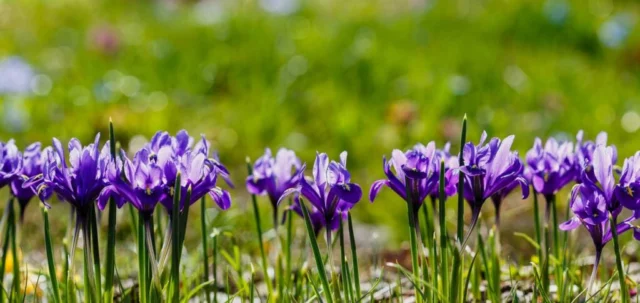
[246,176,268,195]
[592,145,614,200]
[313,152,329,187]
[559,217,580,231]
[209,187,231,210]
[333,183,362,204]
[369,180,388,202]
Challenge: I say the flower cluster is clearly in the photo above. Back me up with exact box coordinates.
[105,130,233,218]
[6,130,233,220]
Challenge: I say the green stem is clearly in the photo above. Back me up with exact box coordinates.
[0,198,14,303]
[88,204,102,299]
[42,205,61,303]
[285,199,294,293]
[200,197,211,303]
[9,200,20,302]
[81,215,98,303]
[406,201,421,302]
[610,214,628,303]
[104,118,117,303]
[212,235,218,303]
[299,200,333,303]
[67,215,81,303]
[456,115,467,243]
[338,219,350,302]
[438,161,448,297]
[246,160,273,297]
[347,214,361,300]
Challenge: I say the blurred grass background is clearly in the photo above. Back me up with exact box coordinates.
[1,0,640,258]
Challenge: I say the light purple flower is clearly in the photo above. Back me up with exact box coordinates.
[10,143,46,211]
[246,148,301,207]
[525,137,577,196]
[0,140,22,188]
[574,130,617,183]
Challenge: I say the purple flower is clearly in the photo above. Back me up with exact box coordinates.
[614,151,640,210]
[561,145,640,246]
[559,184,633,249]
[100,148,166,216]
[155,132,233,213]
[0,140,22,188]
[246,148,301,206]
[460,132,529,210]
[281,152,362,233]
[10,143,45,206]
[28,134,111,215]
[574,130,617,183]
[369,142,454,212]
[525,137,577,196]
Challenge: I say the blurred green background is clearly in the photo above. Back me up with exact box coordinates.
[1,0,640,256]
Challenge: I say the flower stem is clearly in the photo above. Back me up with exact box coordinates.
[438,161,448,298]
[42,205,61,303]
[347,213,361,300]
[9,200,20,302]
[610,214,629,303]
[299,200,333,303]
[104,118,118,303]
[199,197,211,303]
[81,215,99,303]
[586,247,602,298]
[0,198,14,303]
[404,178,422,303]
[246,160,273,297]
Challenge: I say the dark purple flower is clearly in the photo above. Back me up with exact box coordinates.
[369,142,454,212]
[280,152,362,233]
[460,132,529,210]
[525,137,577,196]
[28,134,111,215]
[0,140,22,188]
[246,148,301,206]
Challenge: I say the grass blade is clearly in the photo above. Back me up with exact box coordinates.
[41,205,61,303]
[245,159,273,297]
[200,197,211,303]
[300,200,333,303]
[347,213,361,299]
[104,118,118,303]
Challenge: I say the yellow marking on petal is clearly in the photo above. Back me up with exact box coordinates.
[627,186,634,196]
[170,187,175,197]
[544,173,549,182]
[146,187,152,195]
